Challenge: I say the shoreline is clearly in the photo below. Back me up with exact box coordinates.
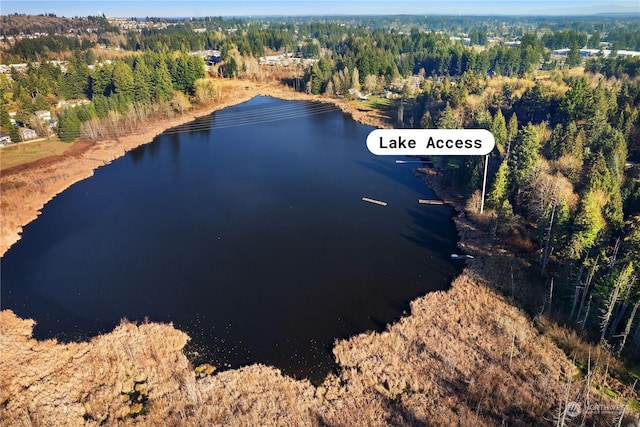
[0,79,392,257]
[2,78,629,425]
[0,168,597,425]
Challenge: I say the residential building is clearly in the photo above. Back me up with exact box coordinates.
[19,128,38,140]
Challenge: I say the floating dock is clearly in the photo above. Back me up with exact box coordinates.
[362,197,388,206]
[419,199,450,205]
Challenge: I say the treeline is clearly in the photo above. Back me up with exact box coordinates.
[606,28,640,51]
[541,28,640,52]
[5,51,206,141]
[4,35,95,62]
[0,14,119,37]
[300,31,545,96]
[426,72,640,356]
[586,55,640,79]
[541,30,589,50]
[125,24,297,58]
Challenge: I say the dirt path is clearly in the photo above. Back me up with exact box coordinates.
[0,79,392,257]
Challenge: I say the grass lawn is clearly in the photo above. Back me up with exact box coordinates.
[0,138,74,171]
[352,95,394,111]
[535,66,585,81]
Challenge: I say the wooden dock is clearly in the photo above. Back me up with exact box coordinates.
[419,199,453,205]
[362,197,388,206]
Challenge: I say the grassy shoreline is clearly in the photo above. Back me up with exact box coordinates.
[0,79,393,258]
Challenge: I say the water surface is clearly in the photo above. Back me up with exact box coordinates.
[1,97,459,382]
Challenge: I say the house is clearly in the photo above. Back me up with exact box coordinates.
[56,99,90,109]
[35,110,52,121]
[19,128,37,140]
[0,131,11,145]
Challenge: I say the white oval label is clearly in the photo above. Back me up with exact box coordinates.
[366,129,495,156]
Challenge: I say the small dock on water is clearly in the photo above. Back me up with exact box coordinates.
[362,197,388,206]
[419,199,454,206]
[361,197,454,207]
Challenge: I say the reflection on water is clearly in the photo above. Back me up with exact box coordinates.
[1,97,460,383]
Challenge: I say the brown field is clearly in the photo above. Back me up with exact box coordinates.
[1,213,635,426]
[1,76,637,426]
[0,138,74,171]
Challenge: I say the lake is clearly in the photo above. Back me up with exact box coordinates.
[1,96,459,383]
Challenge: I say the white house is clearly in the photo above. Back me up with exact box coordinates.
[19,128,37,140]
[35,110,52,121]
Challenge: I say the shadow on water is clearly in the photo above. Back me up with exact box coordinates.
[129,145,146,164]
[355,159,436,195]
[168,132,181,162]
[401,207,458,250]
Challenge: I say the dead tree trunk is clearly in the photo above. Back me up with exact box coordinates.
[610,277,636,338]
[576,256,599,328]
[542,202,556,273]
[617,300,639,356]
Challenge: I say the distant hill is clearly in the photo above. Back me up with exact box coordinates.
[0,13,118,36]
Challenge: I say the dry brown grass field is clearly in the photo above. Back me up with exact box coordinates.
[2,224,635,425]
[1,76,638,426]
[0,138,74,171]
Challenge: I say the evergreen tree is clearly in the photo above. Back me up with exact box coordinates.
[566,41,582,68]
[57,109,81,142]
[560,77,595,123]
[16,87,35,121]
[133,59,152,104]
[112,60,134,106]
[507,112,519,143]
[152,60,174,102]
[420,111,434,128]
[490,108,508,155]
[9,124,21,143]
[496,199,515,235]
[572,129,586,161]
[622,215,640,265]
[90,63,114,98]
[33,93,49,111]
[170,53,204,93]
[544,200,571,257]
[188,55,206,90]
[92,94,109,118]
[223,56,238,78]
[544,123,565,160]
[488,160,510,209]
[587,31,601,49]
[509,123,540,190]
[437,102,458,129]
[506,112,519,159]
[0,104,11,127]
[585,149,625,230]
[474,107,492,130]
[568,189,607,259]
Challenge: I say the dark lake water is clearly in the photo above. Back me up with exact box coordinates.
[1,97,459,383]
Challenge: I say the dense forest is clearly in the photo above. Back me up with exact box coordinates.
[0,13,119,36]
[1,13,640,368]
